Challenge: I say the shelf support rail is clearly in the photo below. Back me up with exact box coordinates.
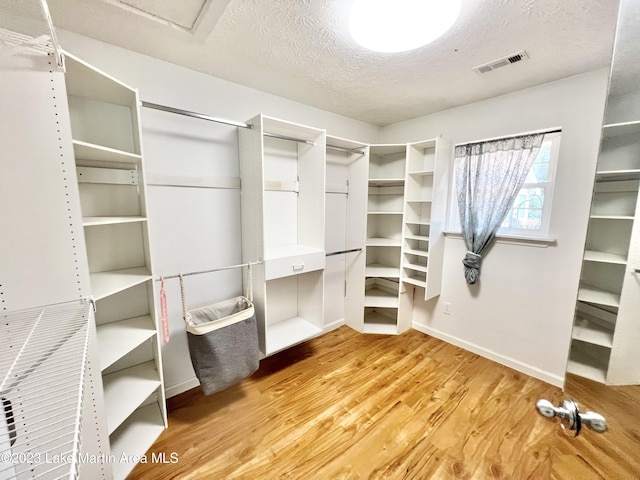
[156,259,264,281]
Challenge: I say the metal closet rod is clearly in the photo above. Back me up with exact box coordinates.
[141,101,363,152]
[157,259,263,281]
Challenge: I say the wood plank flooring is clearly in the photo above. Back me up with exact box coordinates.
[130,327,638,479]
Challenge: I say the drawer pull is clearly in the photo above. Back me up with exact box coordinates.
[292,263,305,271]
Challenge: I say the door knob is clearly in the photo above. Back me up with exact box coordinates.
[536,399,606,435]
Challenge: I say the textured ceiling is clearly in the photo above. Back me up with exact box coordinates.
[0,0,620,125]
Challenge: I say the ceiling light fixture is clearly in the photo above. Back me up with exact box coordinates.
[349,0,461,53]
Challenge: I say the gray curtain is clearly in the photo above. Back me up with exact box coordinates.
[455,133,544,284]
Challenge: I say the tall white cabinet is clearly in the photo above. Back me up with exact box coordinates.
[64,53,167,479]
[239,115,326,355]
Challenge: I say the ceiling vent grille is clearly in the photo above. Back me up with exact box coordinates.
[473,50,529,74]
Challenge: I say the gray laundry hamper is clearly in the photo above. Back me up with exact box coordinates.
[179,266,260,396]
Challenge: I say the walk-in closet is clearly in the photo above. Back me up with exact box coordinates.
[2,0,639,478]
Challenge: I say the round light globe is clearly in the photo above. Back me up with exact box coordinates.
[349,0,461,53]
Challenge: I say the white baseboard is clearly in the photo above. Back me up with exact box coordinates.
[412,322,565,388]
[165,376,200,399]
[324,318,345,332]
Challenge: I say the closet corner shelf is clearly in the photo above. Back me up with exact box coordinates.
[90,267,153,300]
[407,170,434,177]
[363,311,398,335]
[103,361,162,435]
[265,244,324,260]
[404,248,429,257]
[364,288,399,308]
[602,120,640,139]
[577,285,621,308]
[595,169,640,181]
[368,211,404,215]
[366,238,402,247]
[566,359,607,384]
[406,199,432,203]
[404,262,428,273]
[368,178,405,187]
[110,402,165,480]
[96,315,157,371]
[583,250,627,265]
[405,234,430,242]
[365,263,400,278]
[73,139,141,163]
[406,220,431,226]
[83,216,147,227]
[266,316,323,355]
[572,320,614,349]
[403,276,427,289]
[589,214,634,220]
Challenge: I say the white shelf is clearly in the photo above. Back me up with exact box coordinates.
[366,237,402,246]
[364,288,399,308]
[602,120,640,139]
[403,276,427,288]
[407,170,434,176]
[566,341,609,383]
[90,267,152,300]
[110,402,165,480]
[583,250,627,265]
[589,214,634,220]
[83,216,147,227]
[566,358,607,383]
[367,211,403,215]
[368,178,404,187]
[596,169,640,181]
[405,234,430,242]
[406,199,432,203]
[363,311,397,335]
[577,285,621,308]
[365,263,400,277]
[73,139,141,164]
[404,248,429,257]
[572,319,614,348]
[96,315,157,371]
[266,316,323,355]
[103,361,161,434]
[405,220,431,226]
[404,262,428,273]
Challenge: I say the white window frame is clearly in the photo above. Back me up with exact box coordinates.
[447,130,561,241]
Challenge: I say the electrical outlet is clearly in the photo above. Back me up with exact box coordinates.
[443,302,452,315]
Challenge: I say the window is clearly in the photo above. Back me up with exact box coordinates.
[448,131,561,239]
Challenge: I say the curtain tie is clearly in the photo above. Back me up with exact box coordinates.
[462,251,482,284]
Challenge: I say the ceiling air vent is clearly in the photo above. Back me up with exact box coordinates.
[473,50,529,74]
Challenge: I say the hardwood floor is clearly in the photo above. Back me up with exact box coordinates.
[130,327,638,479]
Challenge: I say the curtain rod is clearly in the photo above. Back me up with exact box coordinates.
[157,259,263,281]
[455,127,562,147]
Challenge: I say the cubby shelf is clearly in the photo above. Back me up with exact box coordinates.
[365,263,400,277]
[363,311,397,334]
[404,248,429,257]
[83,216,147,227]
[572,319,614,348]
[110,402,165,480]
[89,267,152,300]
[577,285,621,308]
[96,315,157,371]
[364,287,399,308]
[404,263,428,273]
[583,250,627,264]
[103,361,162,435]
[366,238,402,246]
[265,316,323,355]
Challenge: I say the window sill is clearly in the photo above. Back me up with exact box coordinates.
[443,231,557,248]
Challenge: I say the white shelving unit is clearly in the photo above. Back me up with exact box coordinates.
[363,145,410,334]
[239,115,326,355]
[64,52,166,479]
[401,139,451,300]
[569,88,640,384]
[324,136,368,333]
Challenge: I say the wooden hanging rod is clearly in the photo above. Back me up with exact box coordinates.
[157,259,263,281]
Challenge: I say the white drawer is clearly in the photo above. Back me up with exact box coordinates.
[265,251,325,280]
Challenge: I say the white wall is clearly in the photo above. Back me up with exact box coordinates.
[380,69,610,386]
